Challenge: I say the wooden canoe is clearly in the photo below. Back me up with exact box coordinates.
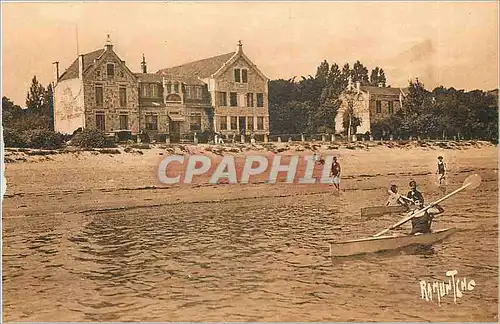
[361,205,409,216]
[328,228,458,257]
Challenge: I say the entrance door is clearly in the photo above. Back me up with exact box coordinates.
[169,120,181,143]
[238,117,246,135]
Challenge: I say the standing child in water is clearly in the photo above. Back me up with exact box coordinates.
[436,156,447,185]
[330,156,341,193]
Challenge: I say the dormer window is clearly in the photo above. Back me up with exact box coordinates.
[107,63,115,78]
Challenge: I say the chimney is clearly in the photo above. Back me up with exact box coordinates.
[378,81,384,88]
[356,81,360,92]
[78,55,84,79]
[237,40,243,54]
[104,34,113,51]
[52,61,59,84]
[141,54,147,73]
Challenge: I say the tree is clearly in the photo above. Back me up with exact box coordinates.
[370,67,380,86]
[370,67,387,86]
[44,84,55,130]
[315,60,330,88]
[2,96,25,128]
[351,60,369,85]
[308,98,340,134]
[26,76,46,115]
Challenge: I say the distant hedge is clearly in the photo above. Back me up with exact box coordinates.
[70,129,116,148]
[3,128,65,149]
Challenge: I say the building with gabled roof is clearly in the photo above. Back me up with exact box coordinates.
[53,36,139,135]
[157,41,270,142]
[53,37,269,142]
[335,79,408,136]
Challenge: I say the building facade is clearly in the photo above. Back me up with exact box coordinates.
[335,80,408,135]
[54,38,139,135]
[157,41,270,142]
[53,37,269,142]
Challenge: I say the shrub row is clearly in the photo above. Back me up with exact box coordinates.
[3,128,116,149]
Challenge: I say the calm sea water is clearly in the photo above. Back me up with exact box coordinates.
[2,173,498,321]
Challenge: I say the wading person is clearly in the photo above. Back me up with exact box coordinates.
[330,156,341,193]
[410,200,444,235]
[407,180,424,205]
[436,156,447,185]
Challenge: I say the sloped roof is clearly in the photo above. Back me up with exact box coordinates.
[160,73,206,86]
[59,49,105,81]
[360,85,404,96]
[157,52,235,79]
[135,73,163,83]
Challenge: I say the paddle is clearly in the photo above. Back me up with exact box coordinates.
[373,174,482,237]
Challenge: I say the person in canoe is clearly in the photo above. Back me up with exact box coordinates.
[407,180,424,205]
[386,184,411,206]
[410,199,444,235]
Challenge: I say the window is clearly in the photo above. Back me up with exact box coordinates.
[376,100,382,113]
[230,116,238,130]
[119,71,124,78]
[119,88,127,107]
[242,69,248,83]
[247,116,254,130]
[195,86,203,99]
[230,92,238,107]
[95,86,103,107]
[257,117,264,130]
[234,69,241,83]
[119,114,129,130]
[142,84,150,97]
[106,63,114,78]
[165,83,172,94]
[190,114,202,131]
[185,86,192,98]
[96,113,105,131]
[174,83,179,93]
[145,115,158,130]
[151,84,158,97]
[388,101,394,114]
[96,70,101,77]
[256,93,264,107]
[246,93,254,107]
[218,92,227,106]
[220,116,227,130]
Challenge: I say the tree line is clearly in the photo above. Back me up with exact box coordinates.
[269,59,498,142]
[2,67,498,149]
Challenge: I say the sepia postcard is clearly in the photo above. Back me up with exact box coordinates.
[1,1,498,322]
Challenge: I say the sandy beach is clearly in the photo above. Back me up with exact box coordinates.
[2,141,498,321]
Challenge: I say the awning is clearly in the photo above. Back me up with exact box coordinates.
[168,114,186,122]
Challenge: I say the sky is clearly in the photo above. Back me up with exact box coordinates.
[2,1,498,106]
